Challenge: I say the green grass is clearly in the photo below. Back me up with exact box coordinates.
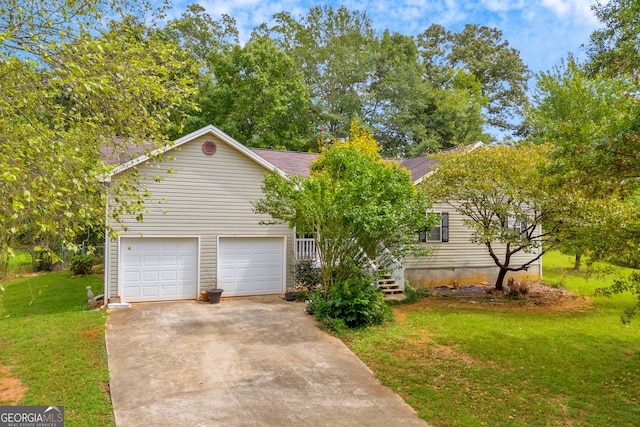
[0,272,114,426]
[341,252,640,426]
[5,250,33,277]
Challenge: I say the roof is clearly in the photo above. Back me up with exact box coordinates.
[398,156,440,182]
[399,142,485,184]
[100,139,156,166]
[250,149,319,178]
[102,125,484,183]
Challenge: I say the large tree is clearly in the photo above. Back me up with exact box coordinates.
[0,1,194,276]
[267,6,379,141]
[183,33,313,150]
[253,123,434,295]
[417,24,531,136]
[526,0,640,320]
[587,0,640,77]
[423,143,566,290]
[528,57,640,190]
[264,6,489,155]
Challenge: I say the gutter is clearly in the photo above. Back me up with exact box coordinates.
[103,181,110,306]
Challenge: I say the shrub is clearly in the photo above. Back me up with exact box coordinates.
[294,290,309,301]
[326,279,390,328]
[69,254,94,275]
[306,280,393,329]
[295,259,323,289]
[305,289,330,317]
[401,283,421,304]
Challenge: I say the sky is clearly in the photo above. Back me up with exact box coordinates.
[166,0,603,76]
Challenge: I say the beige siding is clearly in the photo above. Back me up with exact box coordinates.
[405,202,542,288]
[106,132,294,298]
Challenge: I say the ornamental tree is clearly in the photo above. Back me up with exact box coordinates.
[253,123,434,296]
[423,143,565,290]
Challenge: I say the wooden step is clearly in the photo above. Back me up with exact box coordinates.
[377,272,404,295]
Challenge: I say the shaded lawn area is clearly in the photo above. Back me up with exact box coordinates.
[341,252,640,426]
[0,272,114,426]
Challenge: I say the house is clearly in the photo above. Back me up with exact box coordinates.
[397,148,543,289]
[103,125,541,303]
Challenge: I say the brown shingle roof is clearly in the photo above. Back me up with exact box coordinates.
[100,139,157,166]
[398,156,440,182]
[399,143,483,181]
[250,148,319,178]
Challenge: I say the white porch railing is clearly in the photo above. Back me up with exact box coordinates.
[294,237,405,291]
[295,238,320,261]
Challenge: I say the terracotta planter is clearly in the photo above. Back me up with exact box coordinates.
[206,289,224,304]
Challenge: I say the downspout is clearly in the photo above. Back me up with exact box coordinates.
[103,180,110,306]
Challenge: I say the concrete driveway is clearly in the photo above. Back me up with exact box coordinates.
[106,297,429,426]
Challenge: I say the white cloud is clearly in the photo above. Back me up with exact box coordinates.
[165,0,602,73]
[540,0,598,24]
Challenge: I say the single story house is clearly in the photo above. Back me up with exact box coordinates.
[103,125,541,303]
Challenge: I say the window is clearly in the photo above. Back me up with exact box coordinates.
[419,212,449,242]
[505,216,528,241]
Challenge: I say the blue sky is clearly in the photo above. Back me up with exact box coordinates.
[166,0,601,76]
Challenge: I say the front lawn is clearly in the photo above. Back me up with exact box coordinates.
[0,272,113,426]
[341,252,640,426]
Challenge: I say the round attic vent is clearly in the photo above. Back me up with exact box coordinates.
[202,140,217,155]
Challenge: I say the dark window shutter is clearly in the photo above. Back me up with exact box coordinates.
[521,222,528,241]
[441,212,449,242]
[419,232,426,242]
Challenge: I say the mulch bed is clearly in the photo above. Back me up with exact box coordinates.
[425,283,590,309]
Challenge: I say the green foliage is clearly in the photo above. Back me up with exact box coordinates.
[268,6,379,140]
[341,252,640,426]
[0,273,112,425]
[596,272,640,324]
[306,280,392,329]
[318,316,347,335]
[326,280,391,328]
[528,57,640,191]
[0,1,195,278]
[527,0,640,313]
[417,23,531,136]
[400,283,421,304]
[68,254,95,276]
[293,290,309,302]
[295,259,323,289]
[587,0,640,77]
[304,289,330,316]
[424,143,562,289]
[169,5,493,154]
[182,33,313,150]
[254,123,433,295]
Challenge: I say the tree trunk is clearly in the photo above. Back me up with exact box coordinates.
[495,268,508,291]
[574,253,582,272]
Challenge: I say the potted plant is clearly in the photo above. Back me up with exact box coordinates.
[206,288,224,304]
[284,289,296,301]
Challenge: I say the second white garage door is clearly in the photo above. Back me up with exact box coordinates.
[218,237,285,297]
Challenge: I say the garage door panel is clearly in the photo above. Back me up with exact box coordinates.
[219,237,284,297]
[142,270,159,282]
[120,237,198,302]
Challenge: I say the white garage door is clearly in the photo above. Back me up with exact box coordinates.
[218,237,285,297]
[120,237,198,302]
